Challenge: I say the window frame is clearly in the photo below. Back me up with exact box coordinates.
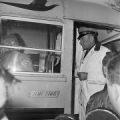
[0,16,64,75]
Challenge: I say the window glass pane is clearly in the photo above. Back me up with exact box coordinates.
[0,19,62,73]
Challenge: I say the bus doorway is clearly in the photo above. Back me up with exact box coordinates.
[73,21,120,120]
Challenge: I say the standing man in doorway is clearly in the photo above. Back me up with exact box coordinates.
[77,27,110,120]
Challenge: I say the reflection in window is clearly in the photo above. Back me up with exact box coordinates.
[0,18,63,73]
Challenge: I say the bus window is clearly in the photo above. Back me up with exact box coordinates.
[0,18,63,73]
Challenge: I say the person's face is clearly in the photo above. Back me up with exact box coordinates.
[79,34,95,50]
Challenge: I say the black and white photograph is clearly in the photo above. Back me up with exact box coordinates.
[0,0,120,120]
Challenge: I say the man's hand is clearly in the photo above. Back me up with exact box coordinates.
[77,72,88,81]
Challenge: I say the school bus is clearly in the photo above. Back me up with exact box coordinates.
[0,0,120,120]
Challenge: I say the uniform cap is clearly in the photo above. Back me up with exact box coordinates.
[78,27,98,40]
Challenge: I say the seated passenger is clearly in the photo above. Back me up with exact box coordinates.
[86,51,120,117]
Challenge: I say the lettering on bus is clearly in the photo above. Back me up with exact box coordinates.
[29,90,60,98]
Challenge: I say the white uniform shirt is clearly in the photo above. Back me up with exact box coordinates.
[80,46,109,84]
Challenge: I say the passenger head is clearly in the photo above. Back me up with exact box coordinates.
[0,33,26,54]
[102,52,117,78]
[106,53,120,115]
[77,27,99,51]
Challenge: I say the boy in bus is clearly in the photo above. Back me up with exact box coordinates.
[86,52,120,118]
[77,27,110,120]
